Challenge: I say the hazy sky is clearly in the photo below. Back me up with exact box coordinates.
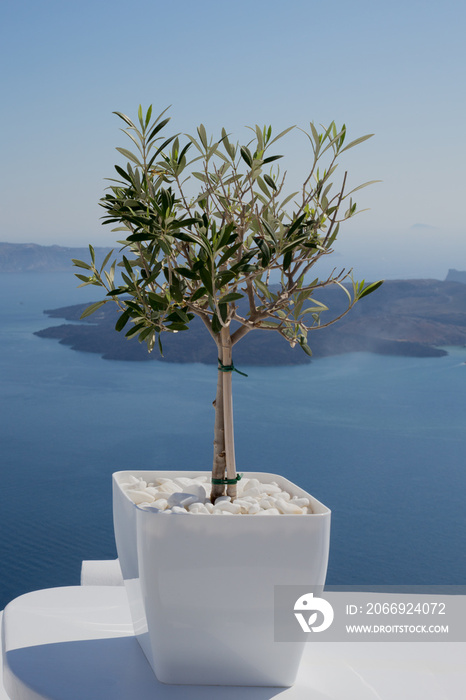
[1,0,465,279]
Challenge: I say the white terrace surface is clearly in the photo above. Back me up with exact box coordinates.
[1,563,465,700]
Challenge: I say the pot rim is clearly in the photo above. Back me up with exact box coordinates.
[113,469,331,517]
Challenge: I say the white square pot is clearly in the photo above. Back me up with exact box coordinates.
[113,470,331,686]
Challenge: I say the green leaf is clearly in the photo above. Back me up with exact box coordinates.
[269,125,295,145]
[325,223,340,248]
[299,339,313,356]
[240,146,253,167]
[174,266,198,280]
[256,238,272,267]
[113,165,133,183]
[113,111,137,129]
[211,313,223,334]
[283,250,293,270]
[197,124,208,148]
[170,280,184,303]
[263,174,277,191]
[80,301,106,319]
[357,280,384,300]
[218,303,228,323]
[72,259,92,270]
[217,242,242,267]
[219,292,243,303]
[125,322,146,338]
[167,322,189,331]
[147,134,178,168]
[260,218,278,243]
[285,213,306,239]
[99,249,114,273]
[257,320,281,329]
[74,273,91,283]
[116,147,142,166]
[220,127,236,159]
[147,117,171,143]
[216,222,235,250]
[257,176,271,198]
[122,256,134,277]
[215,270,236,287]
[190,286,207,301]
[147,292,169,310]
[127,233,154,242]
[279,191,299,209]
[199,266,214,295]
[340,133,374,153]
[115,308,131,331]
[346,180,382,196]
[145,105,153,128]
[254,278,271,299]
[177,141,192,163]
[138,327,154,343]
[262,154,283,164]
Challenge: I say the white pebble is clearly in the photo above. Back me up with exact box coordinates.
[157,481,181,495]
[167,492,200,508]
[188,503,210,514]
[260,482,282,495]
[181,483,207,500]
[256,508,281,515]
[171,506,189,514]
[232,498,251,513]
[173,477,197,488]
[125,489,155,505]
[214,501,241,514]
[124,479,147,492]
[238,496,258,504]
[247,503,261,515]
[275,498,305,515]
[259,497,276,510]
[242,487,261,499]
[153,498,169,510]
[290,497,310,507]
[243,478,261,492]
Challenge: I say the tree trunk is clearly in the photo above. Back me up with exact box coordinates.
[211,358,226,502]
[210,327,238,501]
[220,327,238,500]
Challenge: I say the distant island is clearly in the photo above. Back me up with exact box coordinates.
[35,278,466,364]
[0,242,113,272]
[445,269,466,284]
[3,244,464,364]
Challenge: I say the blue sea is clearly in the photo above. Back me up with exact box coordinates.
[1,273,466,609]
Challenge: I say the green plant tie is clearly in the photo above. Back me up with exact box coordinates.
[211,474,243,486]
[217,358,248,377]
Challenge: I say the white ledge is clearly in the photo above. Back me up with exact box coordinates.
[2,586,465,699]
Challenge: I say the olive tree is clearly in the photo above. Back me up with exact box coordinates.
[74,106,382,501]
